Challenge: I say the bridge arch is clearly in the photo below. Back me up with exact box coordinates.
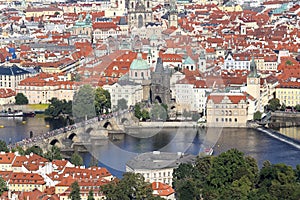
[103,121,112,130]
[49,139,61,148]
[121,117,130,125]
[68,132,78,141]
[154,96,162,104]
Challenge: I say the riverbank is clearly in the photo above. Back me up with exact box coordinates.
[137,121,197,128]
[0,104,48,112]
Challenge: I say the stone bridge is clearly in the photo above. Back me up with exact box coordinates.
[12,111,138,152]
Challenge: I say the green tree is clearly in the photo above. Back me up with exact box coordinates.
[141,109,150,121]
[192,113,201,121]
[25,146,44,157]
[117,98,128,111]
[286,60,293,65]
[69,181,81,200]
[44,146,62,161]
[11,146,25,155]
[94,87,111,115]
[182,109,191,120]
[0,140,9,152]
[134,104,142,120]
[15,93,28,105]
[45,98,72,118]
[267,98,281,112]
[280,103,286,111]
[295,104,300,112]
[101,173,155,200]
[88,190,95,200]
[151,104,167,121]
[70,152,83,166]
[253,111,262,121]
[73,85,95,120]
[0,177,8,195]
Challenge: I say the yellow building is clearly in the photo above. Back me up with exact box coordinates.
[0,152,16,171]
[276,82,300,107]
[25,7,63,18]
[206,93,255,127]
[8,172,46,192]
[219,4,243,12]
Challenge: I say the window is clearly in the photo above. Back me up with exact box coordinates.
[135,72,137,77]
[216,118,218,122]
[235,118,237,122]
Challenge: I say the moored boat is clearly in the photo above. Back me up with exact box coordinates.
[0,110,23,117]
[203,147,214,156]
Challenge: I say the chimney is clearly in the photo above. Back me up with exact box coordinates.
[156,181,159,189]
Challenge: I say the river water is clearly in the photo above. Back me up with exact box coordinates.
[1,116,300,178]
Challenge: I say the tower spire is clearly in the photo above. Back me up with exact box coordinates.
[248,56,259,78]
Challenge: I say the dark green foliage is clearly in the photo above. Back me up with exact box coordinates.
[88,190,95,200]
[0,177,7,195]
[173,149,300,200]
[295,104,300,112]
[253,111,262,121]
[12,146,25,155]
[15,93,28,105]
[25,146,43,157]
[70,152,83,166]
[69,181,81,200]
[267,98,281,112]
[101,172,159,200]
[73,85,96,120]
[117,98,128,111]
[94,87,111,115]
[45,98,72,118]
[134,104,150,121]
[0,140,9,152]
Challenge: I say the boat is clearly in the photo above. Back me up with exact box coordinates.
[203,147,214,156]
[23,112,35,117]
[0,110,23,117]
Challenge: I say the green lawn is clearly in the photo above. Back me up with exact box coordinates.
[27,104,49,110]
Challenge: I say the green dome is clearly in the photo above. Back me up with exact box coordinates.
[130,53,149,70]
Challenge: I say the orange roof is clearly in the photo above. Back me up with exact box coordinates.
[208,93,248,104]
[0,152,16,164]
[8,172,46,185]
[152,182,175,197]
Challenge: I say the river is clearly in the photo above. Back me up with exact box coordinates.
[1,116,300,178]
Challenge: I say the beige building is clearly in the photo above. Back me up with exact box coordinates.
[206,93,255,128]
[16,73,78,104]
[276,82,300,107]
[0,65,31,91]
[25,7,63,18]
[8,172,46,192]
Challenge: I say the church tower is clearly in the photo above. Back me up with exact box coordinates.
[168,0,178,28]
[247,57,261,110]
[127,0,153,28]
[198,49,206,73]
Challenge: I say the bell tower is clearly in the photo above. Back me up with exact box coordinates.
[168,0,178,28]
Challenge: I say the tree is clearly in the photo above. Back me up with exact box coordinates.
[192,113,201,121]
[253,111,262,121]
[280,103,286,111]
[0,140,9,153]
[151,104,168,121]
[267,98,280,112]
[101,173,155,200]
[141,109,150,121]
[70,152,83,166]
[12,146,25,155]
[69,181,81,200]
[44,146,62,161]
[286,60,293,66]
[134,104,142,120]
[73,85,96,120]
[45,98,72,118]
[25,146,44,157]
[182,109,191,120]
[295,104,300,112]
[117,98,128,111]
[0,177,7,195]
[15,93,28,105]
[94,87,111,115]
[88,190,95,200]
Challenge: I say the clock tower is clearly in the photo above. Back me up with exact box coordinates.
[247,57,261,111]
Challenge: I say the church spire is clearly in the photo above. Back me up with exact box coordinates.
[248,56,259,78]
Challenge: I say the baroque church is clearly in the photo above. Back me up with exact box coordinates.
[127,0,153,28]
